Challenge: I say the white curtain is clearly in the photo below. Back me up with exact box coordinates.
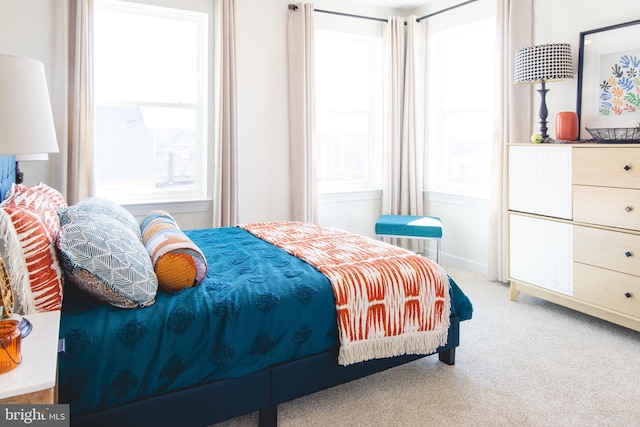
[400,17,426,218]
[382,16,405,217]
[489,0,533,282]
[213,0,239,227]
[51,0,95,205]
[382,16,427,251]
[287,3,317,222]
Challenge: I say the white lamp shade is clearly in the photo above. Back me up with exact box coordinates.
[0,54,59,156]
[514,43,574,84]
[15,153,49,162]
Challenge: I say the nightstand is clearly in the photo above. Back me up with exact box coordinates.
[0,310,61,404]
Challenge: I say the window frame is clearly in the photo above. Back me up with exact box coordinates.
[93,0,212,205]
[424,5,496,199]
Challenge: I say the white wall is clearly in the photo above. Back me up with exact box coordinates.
[0,0,54,187]
[235,0,291,223]
[533,0,640,140]
[318,191,383,237]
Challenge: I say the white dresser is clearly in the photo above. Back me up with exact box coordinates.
[508,143,640,332]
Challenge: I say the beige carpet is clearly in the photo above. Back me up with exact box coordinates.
[214,264,640,426]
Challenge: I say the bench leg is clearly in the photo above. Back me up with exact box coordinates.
[378,235,441,264]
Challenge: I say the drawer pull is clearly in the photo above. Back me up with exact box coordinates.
[624,165,631,171]
[625,206,634,213]
[625,292,632,299]
[625,251,633,257]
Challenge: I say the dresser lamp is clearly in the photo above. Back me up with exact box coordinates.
[514,43,574,140]
[0,54,59,184]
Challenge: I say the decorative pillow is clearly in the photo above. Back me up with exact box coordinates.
[0,210,35,315]
[58,197,140,237]
[140,210,207,293]
[5,184,61,237]
[0,184,63,312]
[33,183,67,210]
[57,214,158,308]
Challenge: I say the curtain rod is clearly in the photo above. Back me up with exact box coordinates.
[416,0,478,21]
[288,4,387,22]
[287,0,478,23]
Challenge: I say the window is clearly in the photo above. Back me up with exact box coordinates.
[94,0,210,204]
[426,14,496,198]
[314,29,383,193]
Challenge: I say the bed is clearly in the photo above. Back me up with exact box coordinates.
[0,174,472,427]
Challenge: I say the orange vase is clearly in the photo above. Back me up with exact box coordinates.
[556,112,579,141]
[0,319,21,374]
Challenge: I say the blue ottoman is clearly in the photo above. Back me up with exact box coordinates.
[375,214,443,262]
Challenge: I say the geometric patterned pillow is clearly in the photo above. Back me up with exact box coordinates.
[140,210,208,293]
[56,215,158,308]
[0,184,64,312]
[58,197,141,237]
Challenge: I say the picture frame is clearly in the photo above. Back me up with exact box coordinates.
[576,19,640,139]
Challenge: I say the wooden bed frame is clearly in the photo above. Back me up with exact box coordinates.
[69,316,460,427]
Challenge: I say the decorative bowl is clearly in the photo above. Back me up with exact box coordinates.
[586,127,640,144]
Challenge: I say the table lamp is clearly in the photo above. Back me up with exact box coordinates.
[0,54,59,183]
[514,43,574,139]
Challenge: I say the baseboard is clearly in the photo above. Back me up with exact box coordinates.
[424,248,487,274]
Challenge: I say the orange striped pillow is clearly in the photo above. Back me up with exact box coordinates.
[140,210,207,293]
[33,183,67,210]
[0,184,64,312]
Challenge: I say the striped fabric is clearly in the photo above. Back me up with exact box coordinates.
[240,221,451,366]
[0,184,64,312]
[0,210,35,314]
[33,183,67,211]
[141,210,208,293]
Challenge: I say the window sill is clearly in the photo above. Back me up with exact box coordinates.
[121,199,211,216]
[319,189,382,203]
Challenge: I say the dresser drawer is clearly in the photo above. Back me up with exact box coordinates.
[573,147,640,189]
[574,263,640,318]
[574,226,640,276]
[573,185,640,230]
[509,145,572,219]
[509,214,573,295]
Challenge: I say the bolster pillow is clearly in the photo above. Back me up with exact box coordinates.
[140,210,208,293]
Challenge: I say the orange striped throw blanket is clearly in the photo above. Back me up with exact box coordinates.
[239,221,451,366]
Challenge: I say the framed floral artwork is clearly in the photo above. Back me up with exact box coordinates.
[576,19,640,139]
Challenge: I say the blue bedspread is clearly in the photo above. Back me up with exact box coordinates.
[58,227,472,416]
